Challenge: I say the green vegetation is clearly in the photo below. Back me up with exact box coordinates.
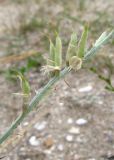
[91,55,114,92]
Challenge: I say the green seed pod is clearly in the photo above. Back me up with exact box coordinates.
[69,56,82,71]
[66,32,77,65]
[55,35,62,68]
[77,25,88,58]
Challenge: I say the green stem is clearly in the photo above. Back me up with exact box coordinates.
[0,67,71,145]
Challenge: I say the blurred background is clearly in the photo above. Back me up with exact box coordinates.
[0,0,114,159]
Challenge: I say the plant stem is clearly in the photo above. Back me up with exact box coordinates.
[1,30,114,146]
[0,67,71,145]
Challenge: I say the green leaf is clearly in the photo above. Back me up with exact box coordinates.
[77,25,88,58]
[55,35,62,67]
[15,71,30,96]
[84,30,114,60]
[48,40,56,66]
[94,31,107,46]
[66,32,77,65]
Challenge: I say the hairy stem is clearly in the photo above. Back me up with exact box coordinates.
[0,67,71,145]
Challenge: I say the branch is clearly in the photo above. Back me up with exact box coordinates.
[0,67,71,145]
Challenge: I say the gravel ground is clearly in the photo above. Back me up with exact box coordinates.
[0,0,114,160]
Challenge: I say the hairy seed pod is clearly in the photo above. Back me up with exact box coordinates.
[69,56,82,71]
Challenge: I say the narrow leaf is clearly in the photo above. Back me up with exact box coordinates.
[55,35,62,68]
[66,32,77,65]
[16,71,30,97]
[77,25,88,58]
[48,40,56,66]
[94,31,107,46]
[84,30,114,60]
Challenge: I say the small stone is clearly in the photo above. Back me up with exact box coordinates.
[68,127,80,134]
[76,118,88,125]
[58,119,62,124]
[29,136,40,146]
[65,135,73,142]
[23,122,29,126]
[78,85,92,92]
[20,147,26,152]
[34,121,47,131]
[74,155,83,159]
[44,147,54,155]
[43,137,54,148]
[98,100,103,105]
[59,102,64,106]
[67,118,73,124]
[57,144,64,151]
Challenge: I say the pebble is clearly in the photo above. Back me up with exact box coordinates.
[97,100,103,105]
[23,122,29,126]
[34,121,47,131]
[67,118,74,124]
[57,144,64,151]
[65,135,74,142]
[78,85,92,92]
[29,136,40,146]
[43,136,54,148]
[76,118,88,125]
[58,119,62,124]
[74,155,83,159]
[68,127,80,134]
[59,102,64,106]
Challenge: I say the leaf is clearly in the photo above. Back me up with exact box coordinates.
[94,31,107,47]
[77,25,88,58]
[48,40,56,66]
[15,71,30,97]
[55,35,62,67]
[66,32,77,65]
[84,30,114,60]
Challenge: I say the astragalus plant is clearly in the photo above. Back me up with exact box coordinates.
[0,26,114,147]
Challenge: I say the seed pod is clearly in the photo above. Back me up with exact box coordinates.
[69,56,82,71]
[66,32,77,65]
[77,25,88,58]
[55,35,62,68]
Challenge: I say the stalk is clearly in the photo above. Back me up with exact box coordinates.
[0,67,71,145]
